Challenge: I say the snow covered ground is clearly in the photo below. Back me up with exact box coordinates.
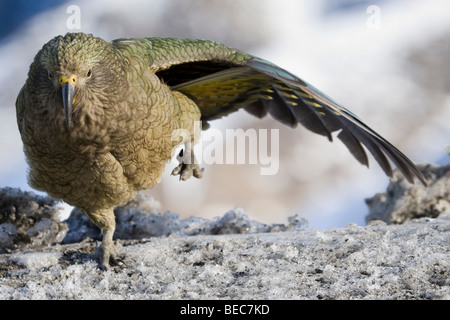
[0,162,448,299]
[1,214,449,299]
[0,0,449,229]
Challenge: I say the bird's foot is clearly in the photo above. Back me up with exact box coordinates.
[172,162,204,181]
[97,240,124,271]
[171,149,204,181]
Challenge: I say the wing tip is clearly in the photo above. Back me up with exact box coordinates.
[408,168,428,187]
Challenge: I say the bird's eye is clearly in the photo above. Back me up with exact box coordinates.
[47,70,53,79]
[86,68,93,77]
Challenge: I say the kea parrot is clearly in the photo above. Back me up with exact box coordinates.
[16,33,427,270]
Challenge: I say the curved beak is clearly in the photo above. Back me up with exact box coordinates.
[61,80,75,127]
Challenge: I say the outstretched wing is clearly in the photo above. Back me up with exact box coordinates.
[118,37,427,186]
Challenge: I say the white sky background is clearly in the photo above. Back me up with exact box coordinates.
[0,0,449,228]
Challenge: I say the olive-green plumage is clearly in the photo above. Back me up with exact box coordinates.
[16,33,426,269]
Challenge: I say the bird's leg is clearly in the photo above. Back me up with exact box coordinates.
[86,208,123,270]
[98,227,124,271]
[171,140,204,181]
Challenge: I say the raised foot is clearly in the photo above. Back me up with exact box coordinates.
[172,162,204,181]
[171,149,204,181]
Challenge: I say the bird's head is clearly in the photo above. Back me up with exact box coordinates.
[31,33,124,129]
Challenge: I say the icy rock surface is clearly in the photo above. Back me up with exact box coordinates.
[366,163,450,224]
[63,193,308,244]
[0,187,67,253]
[0,216,449,299]
[0,163,449,299]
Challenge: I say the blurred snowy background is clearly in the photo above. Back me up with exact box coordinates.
[0,0,449,229]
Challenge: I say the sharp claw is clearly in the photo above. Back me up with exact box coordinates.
[181,167,192,181]
[193,167,204,179]
[171,164,182,176]
[109,255,125,267]
[171,162,204,181]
